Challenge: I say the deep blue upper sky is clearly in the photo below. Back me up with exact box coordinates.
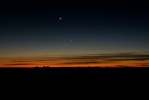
[0,1,149,57]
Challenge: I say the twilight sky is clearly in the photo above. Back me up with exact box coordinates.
[0,1,149,67]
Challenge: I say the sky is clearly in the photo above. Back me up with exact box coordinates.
[0,1,149,67]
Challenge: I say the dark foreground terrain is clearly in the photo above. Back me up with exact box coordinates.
[0,67,149,84]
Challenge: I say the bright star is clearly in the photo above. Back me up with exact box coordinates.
[59,17,62,20]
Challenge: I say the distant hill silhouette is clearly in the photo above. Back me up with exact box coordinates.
[0,66,149,84]
[34,66,51,68]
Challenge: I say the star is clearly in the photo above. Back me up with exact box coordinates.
[59,17,62,20]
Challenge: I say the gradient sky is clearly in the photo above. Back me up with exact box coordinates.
[0,1,149,67]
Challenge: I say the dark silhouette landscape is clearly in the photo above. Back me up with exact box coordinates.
[0,67,149,84]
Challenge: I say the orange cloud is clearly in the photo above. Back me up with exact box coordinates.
[0,52,149,67]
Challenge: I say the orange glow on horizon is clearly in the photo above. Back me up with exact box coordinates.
[0,61,148,68]
[0,53,149,68]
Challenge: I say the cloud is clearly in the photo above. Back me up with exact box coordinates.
[63,53,149,62]
[5,53,147,63]
[9,57,60,63]
[3,63,36,66]
[60,61,100,65]
[1,52,149,66]
[11,60,33,62]
[56,53,149,65]
[134,62,149,67]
